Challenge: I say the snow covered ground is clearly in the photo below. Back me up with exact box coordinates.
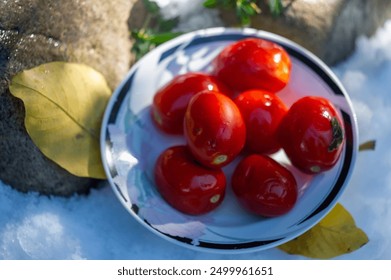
[1,2,391,259]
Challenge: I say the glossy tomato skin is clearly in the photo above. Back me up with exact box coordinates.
[154,145,226,215]
[278,96,345,174]
[232,154,298,217]
[151,72,231,134]
[184,91,246,169]
[211,38,291,93]
[234,89,288,154]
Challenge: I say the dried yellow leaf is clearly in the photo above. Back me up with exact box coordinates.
[279,203,368,259]
[9,62,110,179]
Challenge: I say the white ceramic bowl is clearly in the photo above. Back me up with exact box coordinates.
[100,28,358,253]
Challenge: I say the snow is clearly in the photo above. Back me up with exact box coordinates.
[1,3,391,260]
[154,0,223,31]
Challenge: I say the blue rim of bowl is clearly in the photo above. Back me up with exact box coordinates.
[100,28,358,253]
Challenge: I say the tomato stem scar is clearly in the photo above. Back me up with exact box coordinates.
[310,165,321,173]
[210,194,221,204]
[212,155,227,165]
[153,110,163,125]
[328,117,344,152]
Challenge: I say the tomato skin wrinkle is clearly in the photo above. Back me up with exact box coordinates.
[278,96,345,174]
[184,91,246,169]
[151,72,232,134]
[154,145,226,215]
[232,154,298,217]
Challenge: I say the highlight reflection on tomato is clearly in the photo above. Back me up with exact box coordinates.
[211,38,291,92]
[234,89,288,154]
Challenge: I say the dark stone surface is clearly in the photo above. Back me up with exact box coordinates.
[0,0,135,196]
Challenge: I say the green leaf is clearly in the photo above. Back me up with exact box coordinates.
[148,32,182,44]
[142,0,160,14]
[205,0,261,26]
[237,11,251,26]
[236,2,257,26]
[203,0,217,8]
[268,0,283,16]
[240,2,257,16]
[158,17,180,33]
[279,203,369,259]
[9,62,111,179]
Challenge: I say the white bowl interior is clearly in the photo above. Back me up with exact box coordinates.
[101,28,358,253]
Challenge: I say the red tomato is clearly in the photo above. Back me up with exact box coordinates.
[151,72,231,134]
[154,145,226,215]
[211,38,291,92]
[234,89,288,154]
[278,96,345,174]
[184,91,246,169]
[231,154,298,217]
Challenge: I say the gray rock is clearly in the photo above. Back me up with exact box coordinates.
[0,0,135,196]
[219,0,391,65]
